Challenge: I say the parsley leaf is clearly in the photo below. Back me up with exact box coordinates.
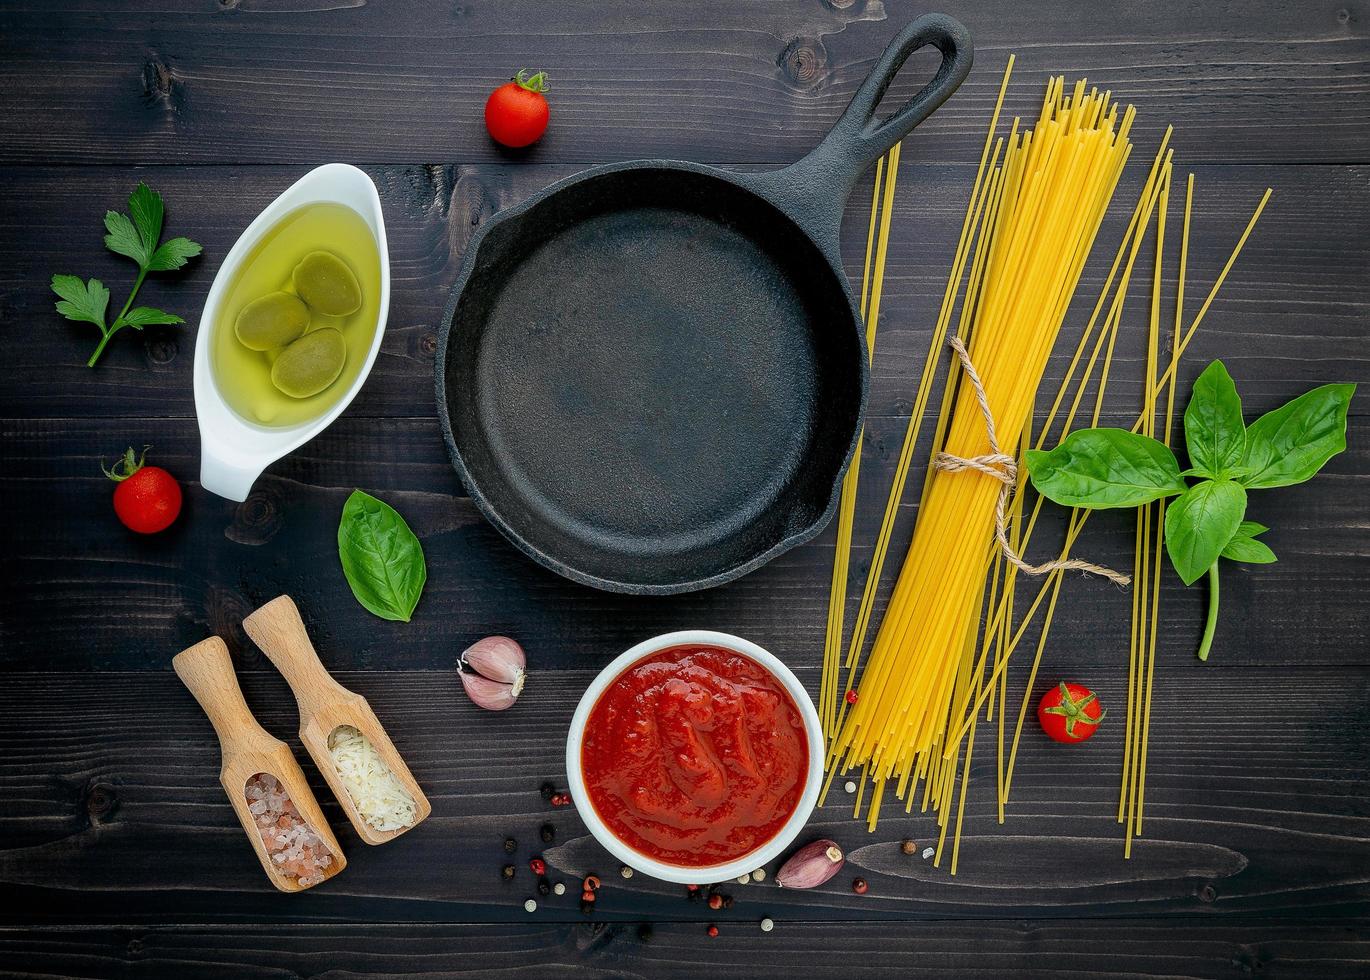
[50,275,110,328]
[53,183,202,366]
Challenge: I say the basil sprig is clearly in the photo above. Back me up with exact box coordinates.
[1026,361,1354,661]
[337,490,427,622]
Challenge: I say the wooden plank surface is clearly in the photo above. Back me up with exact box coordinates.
[1,1,1366,166]
[2,0,1367,976]
[1,921,1368,979]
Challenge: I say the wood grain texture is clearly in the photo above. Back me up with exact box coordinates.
[1,1,1366,166]
[0,921,1368,979]
[1,163,1365,419]
[1,413,1366,671]
[2,1,1368,975]
[1,667,1366,924]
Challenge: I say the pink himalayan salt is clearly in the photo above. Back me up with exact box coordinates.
[244,772,335,887]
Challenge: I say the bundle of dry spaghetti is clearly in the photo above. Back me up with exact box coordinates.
[825,77,1136,818]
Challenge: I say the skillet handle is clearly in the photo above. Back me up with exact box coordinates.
[757,14,972,233]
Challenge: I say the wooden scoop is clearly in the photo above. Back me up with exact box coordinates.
[172,636,346,892]
[242,595,431,845]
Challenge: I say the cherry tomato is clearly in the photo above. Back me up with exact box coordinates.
[484,70,550,148]
[1037,681,1106,743]
[103,447,182,534]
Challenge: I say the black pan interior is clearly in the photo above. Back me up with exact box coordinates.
[442,166,863,591]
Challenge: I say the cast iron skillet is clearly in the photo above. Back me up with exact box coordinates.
[437,14,972,594]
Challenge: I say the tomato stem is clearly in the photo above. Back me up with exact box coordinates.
[514,69,549,94]
[1197,561,1220,662]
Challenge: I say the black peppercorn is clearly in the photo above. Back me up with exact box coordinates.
[637,923,653,942]
[580,899,594,915]
[687,888,702,902]
[537,877,551,896]
[540,823,555,843]
[503,837,517,853]
[501,864,515,879]
[723,895,735,909]
[540,781,556,801]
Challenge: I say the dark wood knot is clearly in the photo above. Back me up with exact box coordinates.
[145,333,178,364]
[140,56,178,106]
[420,333,438,356]
[85,782,118,822]
[1198,883,1218,903]
[226,488,282,547]
[779,37,828,89]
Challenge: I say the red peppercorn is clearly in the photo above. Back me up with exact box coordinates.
[584,874,601,891]
[707,925,719,938]
[529,857,546,875]
[551,792,572,807]
[845,689,859,704]
[852,877,869,895]
[686,884,699,892]
[708,893,723,910]
[581,888,596,903]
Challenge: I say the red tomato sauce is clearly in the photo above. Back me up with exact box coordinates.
[580,644,809,867]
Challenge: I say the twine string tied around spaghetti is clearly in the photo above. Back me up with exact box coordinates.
[933,336,1131,587]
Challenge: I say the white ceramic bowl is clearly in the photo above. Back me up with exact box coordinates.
[193,163,390,501]
[565,630,823,884]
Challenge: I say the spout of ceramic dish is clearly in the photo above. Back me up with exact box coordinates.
[199,432,267,502]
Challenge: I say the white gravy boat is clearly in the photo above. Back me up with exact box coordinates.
[193,164,390,501]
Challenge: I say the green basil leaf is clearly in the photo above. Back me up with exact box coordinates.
[1165,479,1247,585]
[1239,383,1356,489]
[1183,360,1246,478]
[1234,520,1269,538]
[337,490,427,622]
[1221,528,1277,564]
[1025,428,1186,509]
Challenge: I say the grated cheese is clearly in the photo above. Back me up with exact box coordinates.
[327,725,418,832]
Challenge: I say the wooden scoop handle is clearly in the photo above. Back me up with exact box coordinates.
[243,595,353,716]
[173,637,274,757]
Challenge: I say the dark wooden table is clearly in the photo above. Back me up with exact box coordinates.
[2,2,1367,976]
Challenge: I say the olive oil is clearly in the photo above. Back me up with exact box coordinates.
[212,203,381,427]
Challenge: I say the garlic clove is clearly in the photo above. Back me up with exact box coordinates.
[459,668,519,711]
[461,636,526,697]
[775,839,845,888]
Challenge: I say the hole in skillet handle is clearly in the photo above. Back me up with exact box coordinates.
[769,14,973,234]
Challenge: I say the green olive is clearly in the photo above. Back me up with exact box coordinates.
[292,250,363,316]
[234,291,310,351]
[270,328,347,398]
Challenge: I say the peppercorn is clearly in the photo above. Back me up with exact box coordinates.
[581,889,596,903]
[707,925,719,938]
[723,895,735,909]
[501,864,515,879]
[537,878,550,896]
[584,874,601,891]
[901,839,917,855]
[551,792,571,807]
[686,883,699,892]
[708,893,723,910]
[687,887,702,902]
[637,924,653,942]
[540,781,556,801]
[580,899,594,915]
[845,689,859,704]
[503,837,517,853]
[760,917,774,933]
[620,865,634,879]
[540,823,556,843]
[852,877,869,895]
[529,857,546,876]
